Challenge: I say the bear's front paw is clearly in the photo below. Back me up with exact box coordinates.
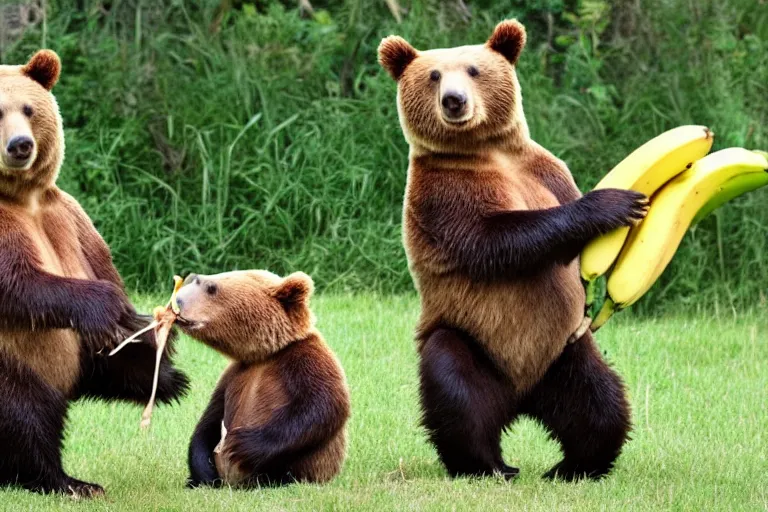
[75,281,130,341]
[582,188,649,231]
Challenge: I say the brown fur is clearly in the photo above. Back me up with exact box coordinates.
[379,31,528,155]
[180,270,349,487]
[0,54,107,395]
[212,363,290,483]
[0,51,63,200]
[486,19,527,65]
[0,51,188,497]
[413,142,590,392]
[0,191,89,393]
[20,50,61,91]
[177,270,315,363]
[378,36,418,80]
[380,21,639,479]
[380,28,586,391]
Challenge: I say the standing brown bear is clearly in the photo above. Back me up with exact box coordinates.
[0,50,188,498]
[378,20,648,480]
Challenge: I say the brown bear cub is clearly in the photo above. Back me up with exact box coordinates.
[176,270,350,488]
[0,51,188,498]
[379,21,648,480]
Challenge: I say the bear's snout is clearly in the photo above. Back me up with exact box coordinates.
[441,91,468,121]
[175,279,199,311]
[5,136,35,166]
[175,275,211,323]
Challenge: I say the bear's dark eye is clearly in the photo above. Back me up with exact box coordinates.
[430,70,441,82]
[22,105,33,118]
[467,66,479,78]
[205,283,218,296]
[0,109,3,120]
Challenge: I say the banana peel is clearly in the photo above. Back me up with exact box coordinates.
[110,275,183,429]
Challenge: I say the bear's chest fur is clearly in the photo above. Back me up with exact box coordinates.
[403,151,585,393]
[0,193,93,395]
[222,361,288,430]
[17,195,94,279]
[214,360,289,484]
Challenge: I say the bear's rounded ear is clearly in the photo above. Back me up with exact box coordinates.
[378,36,418,81]
[22,50,61,91]
[273,272,314,308]
[486,19,526,66]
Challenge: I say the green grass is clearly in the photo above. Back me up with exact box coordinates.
[2,294,766,511]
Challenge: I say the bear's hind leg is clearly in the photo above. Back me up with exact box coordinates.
[521,332,631,481]
[188,382,227,488]
[419,328,518,479]
[0,354,104,498]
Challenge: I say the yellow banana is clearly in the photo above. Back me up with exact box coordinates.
[580,126,714,285]
[693,150,768,224]
[591,148,768,329]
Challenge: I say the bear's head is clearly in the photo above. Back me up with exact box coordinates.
[174,270,315,362]
[378,20,529,152]
[0,50,63,199]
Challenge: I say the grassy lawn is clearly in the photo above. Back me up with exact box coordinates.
[2,294,766,511]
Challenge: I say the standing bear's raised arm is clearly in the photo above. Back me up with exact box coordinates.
[0,212,129,345]
[417,187,648,281]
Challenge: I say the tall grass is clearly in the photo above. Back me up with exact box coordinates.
[3,0,767,311]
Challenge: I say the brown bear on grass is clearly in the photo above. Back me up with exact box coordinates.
[175,270,350,488]
[0,50,188,498]
[378,21,647,480]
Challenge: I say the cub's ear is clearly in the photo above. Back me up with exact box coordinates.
[378,36,418,81]
[22,50,61,91]
[486,19,526,66]
[274,272,314,308]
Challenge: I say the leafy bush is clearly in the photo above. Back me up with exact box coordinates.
[3,0,767,311]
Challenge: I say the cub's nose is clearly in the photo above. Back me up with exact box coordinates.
[441,91,467,118]
[6,136,34,164]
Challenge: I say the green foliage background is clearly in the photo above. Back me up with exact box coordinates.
[3,0,768,311]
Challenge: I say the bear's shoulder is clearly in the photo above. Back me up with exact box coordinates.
[49,189,93,223]
[503,143,580,205]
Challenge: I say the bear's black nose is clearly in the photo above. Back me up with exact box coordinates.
[441,91,467,117]
[6,136,34,163]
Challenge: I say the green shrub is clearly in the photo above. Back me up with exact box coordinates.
[3,0,767,312]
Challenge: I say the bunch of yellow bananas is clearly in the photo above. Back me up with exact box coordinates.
[580,126,768,330]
